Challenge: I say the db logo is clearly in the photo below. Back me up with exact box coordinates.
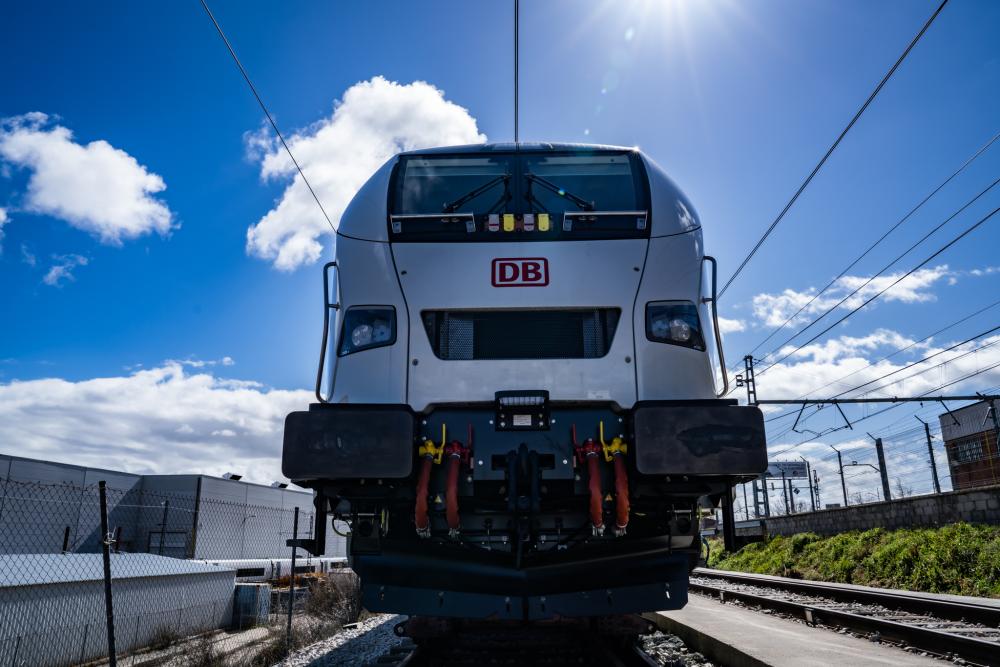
[491,258,549,287]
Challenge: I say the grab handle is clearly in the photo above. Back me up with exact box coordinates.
[315,261,340,403]
[701,256,729,398]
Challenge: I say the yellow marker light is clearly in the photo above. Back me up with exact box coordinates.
[538,213,550,232]
[503,214,515,232]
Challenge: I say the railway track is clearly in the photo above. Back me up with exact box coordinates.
[369,616,671,667]
[690,568,1000,667]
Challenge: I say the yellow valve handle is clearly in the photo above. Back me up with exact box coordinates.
[417,423,446,464]
[599,421,628,462]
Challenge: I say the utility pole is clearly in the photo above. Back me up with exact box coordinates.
[801,457,816,511]
[752,475,770,518]
[741,483,750,521]
[834,447,848,506]
[743,355,758,406]
[781,470,789,514]
[869,434,892,502]
[813,469,821,509]
[917,417,941,495]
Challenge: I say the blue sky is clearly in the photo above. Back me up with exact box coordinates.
[1,1,998,499]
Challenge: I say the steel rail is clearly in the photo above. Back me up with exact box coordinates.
[694,568,1000,626]
[689,577,1000,666]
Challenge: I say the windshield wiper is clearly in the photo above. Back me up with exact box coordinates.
[524,173,594,211]
[442,174,511,213]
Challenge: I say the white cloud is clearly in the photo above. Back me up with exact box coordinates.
[20,243,35,266]
[718,316,746,334]
[247,76,486,270]
[172,356,236,369]
[0,362,310,483]
[0,207,7,251]
[751,265,952,328]
[42,254,88,287]
[758,329,1000,402]
[0,113,173,245]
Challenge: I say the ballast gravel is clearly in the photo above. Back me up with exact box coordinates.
[275,614,404,667]
[641,631,715,667]
[276,616,708,667]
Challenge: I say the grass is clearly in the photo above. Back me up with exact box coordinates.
[707,522,1000,598]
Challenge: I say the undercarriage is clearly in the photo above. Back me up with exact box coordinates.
[283,393,765,620]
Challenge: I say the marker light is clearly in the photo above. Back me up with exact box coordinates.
[339,307,397,356]
[645,301,705,350]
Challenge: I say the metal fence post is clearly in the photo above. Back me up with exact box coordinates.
[158,499,169,555]
[287,506,299,652]
[98,480,118,666]
[79,624,90,664]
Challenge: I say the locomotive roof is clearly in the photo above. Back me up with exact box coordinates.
[399,142,636,156]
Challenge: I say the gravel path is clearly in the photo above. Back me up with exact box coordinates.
[275,614,405,667]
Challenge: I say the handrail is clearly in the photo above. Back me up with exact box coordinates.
[702,256,730,398]
[314,261,340,403]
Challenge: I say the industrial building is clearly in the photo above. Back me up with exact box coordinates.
[0,453,346,559]
[938,400,1000,490]
[0,554,234,665]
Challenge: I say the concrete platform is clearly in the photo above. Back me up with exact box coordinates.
[649,595,942,666]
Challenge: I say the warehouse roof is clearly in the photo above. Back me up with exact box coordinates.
[0,553,235,587]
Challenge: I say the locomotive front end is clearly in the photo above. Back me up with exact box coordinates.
[282,143,766,620]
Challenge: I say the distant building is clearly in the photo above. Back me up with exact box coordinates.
[0,453,345,559]
[938,401,1000,491]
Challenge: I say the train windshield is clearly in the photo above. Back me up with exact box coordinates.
[389,150,649,241]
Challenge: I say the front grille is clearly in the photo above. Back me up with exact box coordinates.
[422,309,621,360]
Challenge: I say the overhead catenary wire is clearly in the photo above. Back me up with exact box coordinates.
[767,363,1000,458]
[757,204,1000,375]
[718,0,950,298]
[199,0,336,234]
[764,296,1000,423]
[739,130,1000,368]
[514,0,519,143]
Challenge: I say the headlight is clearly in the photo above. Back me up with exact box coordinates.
[339,307,397,356]
[645,301,705,350]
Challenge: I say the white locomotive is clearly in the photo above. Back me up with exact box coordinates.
[283,143,766,620]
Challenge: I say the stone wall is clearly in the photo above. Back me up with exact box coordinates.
[761,483,1000,537]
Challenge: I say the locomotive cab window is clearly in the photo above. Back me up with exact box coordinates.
[389,149,649,241]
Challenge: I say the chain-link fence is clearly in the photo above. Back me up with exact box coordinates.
[0,478,358,666]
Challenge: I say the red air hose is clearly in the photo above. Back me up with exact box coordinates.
[414,457,433,535]
[587,454,604,530]
[614,455,630,532]
[445,455,461,532]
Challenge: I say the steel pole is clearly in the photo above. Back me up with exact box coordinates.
[781,471,789,514]
[287,507,299,651]
[802,459,816,511]
[922,421,941,494]
[837,450,848,506]
[98,481,117,666]
[874,437,892,501]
